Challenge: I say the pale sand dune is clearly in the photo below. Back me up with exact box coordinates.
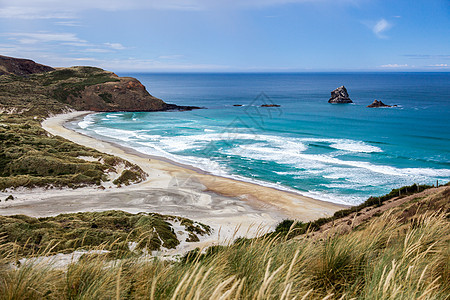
[0,111,345,249]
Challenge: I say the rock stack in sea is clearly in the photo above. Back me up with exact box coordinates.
[328,86,353,103]
[367,100,393,108]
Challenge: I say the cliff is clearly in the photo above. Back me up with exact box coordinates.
[0,56,199,116]
[51,67,193,112]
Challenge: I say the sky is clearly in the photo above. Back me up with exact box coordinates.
[0,0,449,72]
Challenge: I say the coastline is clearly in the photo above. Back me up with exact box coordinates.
[65,112,350,206]
[1,110,345,250]
[52,111,345,214]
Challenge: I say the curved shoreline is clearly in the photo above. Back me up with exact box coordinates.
[0,110,346,251]
[65,112,351,206]
[42,111,346,218]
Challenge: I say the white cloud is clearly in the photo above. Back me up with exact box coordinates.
[72,57,98,61]
[428,64,448,67]
[380,64,408,68]
[54,21,82,27]
[6,32,87,44]
[0,6,74,19]
[104,43,126,50]
[372,19,391,38]
[62,42,92,47]
[83,48,112,53]
[4,32,128,54]
[0,44,43,57]
[0,0,360,19]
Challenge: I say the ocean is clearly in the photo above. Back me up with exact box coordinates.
[69,73,450,205]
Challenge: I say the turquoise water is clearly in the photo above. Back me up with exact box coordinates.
[71,73,450,205]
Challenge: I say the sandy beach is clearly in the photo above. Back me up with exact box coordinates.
[1,111,345,250]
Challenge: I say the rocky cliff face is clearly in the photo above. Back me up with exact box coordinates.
[0,55,54,76]
[328,86,353,104]
[66,75,167,112]
[67,75,199,112]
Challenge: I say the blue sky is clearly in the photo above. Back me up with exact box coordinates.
[0,0,449,71]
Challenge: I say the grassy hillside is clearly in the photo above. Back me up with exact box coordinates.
[0,185,448,299]
[0,57,199,190]
[0,115,146,190]
[0,67,119,116]
[273,183,435,239]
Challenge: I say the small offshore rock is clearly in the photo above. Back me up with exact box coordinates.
[233,104,243,106]
[367,99,391,108]
[328,86,353,103]
[261,104,281,107]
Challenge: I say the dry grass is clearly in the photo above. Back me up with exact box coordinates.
[0,188,448,299]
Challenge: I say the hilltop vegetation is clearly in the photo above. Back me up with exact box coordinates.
[0,55,54,77]
[0,185,448,299]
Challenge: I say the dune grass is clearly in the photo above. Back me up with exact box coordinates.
[0,115,146,190]
[0,187,448,299]
[0,210,211,258]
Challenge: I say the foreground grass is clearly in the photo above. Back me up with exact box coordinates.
[0,187,448,299]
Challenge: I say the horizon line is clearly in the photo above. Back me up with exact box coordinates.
[113,70,450,74]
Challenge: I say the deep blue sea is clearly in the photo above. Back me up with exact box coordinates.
[72,73,450,205]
